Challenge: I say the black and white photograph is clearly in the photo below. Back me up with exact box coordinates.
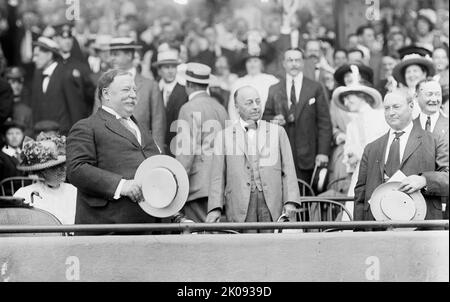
[0,0,448,285]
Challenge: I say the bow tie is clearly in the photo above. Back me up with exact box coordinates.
[245,122,258,132]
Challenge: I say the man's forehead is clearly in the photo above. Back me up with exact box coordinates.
[112,74,135,85]
[237,87,259,100]
[421,81,441,91]
[285,50,302,58]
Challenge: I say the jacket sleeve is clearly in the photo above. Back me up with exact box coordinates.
[421,133,449,197]
[315,84,332,157]
[262,86,277,122]
[354,144,370,221]
[175,105,199,175]
[66,119,122,199]
[150,84,166,151]
[207,131,226,213]
[279,126,301,206]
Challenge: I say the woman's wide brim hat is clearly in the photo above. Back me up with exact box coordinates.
[17,135,66,172]
[392,53,436,86]
[334,64,374,87]
[135,155,189,218]
[332,83,383,112]
[370,182,427,222]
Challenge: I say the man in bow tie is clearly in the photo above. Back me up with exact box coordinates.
[207,86,300,230]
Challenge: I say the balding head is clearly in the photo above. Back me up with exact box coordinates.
[383,92,414,130]
[234,86,261,122]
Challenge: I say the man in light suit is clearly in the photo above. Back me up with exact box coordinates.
[175,63,229,222]
[207,86,300,229]
[106,37,166,150]
[263,48,332,184]
[67,70,162,230]
[354,91,449,222]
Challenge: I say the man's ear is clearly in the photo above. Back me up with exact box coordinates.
[102,88,110,101]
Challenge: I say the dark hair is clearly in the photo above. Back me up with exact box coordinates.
[415,77,440,93]
[97,69,132,102]
[284,47,304,59]
[356,25,374,37]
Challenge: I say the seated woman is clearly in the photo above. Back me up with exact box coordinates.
[1,121,25,185]
[331,66,389,218]
[14,134,76,225]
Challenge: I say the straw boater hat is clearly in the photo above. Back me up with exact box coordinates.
[392,47,436,86]
[17,135,66,172]
[417,9,437,30]
[370,182,427,222]
[104,37,143,51]
[332,65,383,112]
[32,36,61,57]
[134,155,189,218]
[152,50,181,67]
[184,62,211,85]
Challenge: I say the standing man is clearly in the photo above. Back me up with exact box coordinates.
[154,50,188,156]
[354,92,449,222]
[175,63,228,222]
[207,86,300,229]
[106,37,166,150]
[263,48,332,184]
[67,69,162,227]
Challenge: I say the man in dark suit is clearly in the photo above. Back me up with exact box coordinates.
[354,91,449,222]
[66,69,161,228]
[263,48,332,184]
[0,77,13,126]
[153,50,188,156]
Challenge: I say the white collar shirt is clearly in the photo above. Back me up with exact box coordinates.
[42,61,58,93]
[384,122,414,164]
[286,73,303,109]
[419,111,440,133]
[101,105,141,145]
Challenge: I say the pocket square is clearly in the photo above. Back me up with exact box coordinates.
[309,98,316,105]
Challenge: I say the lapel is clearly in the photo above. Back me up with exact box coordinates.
[377,132,390,179]
[232,123,250,163]
[294,76,313,120]
[44,63,61,94]
[99,109,141,148]
[400,123,423,168]
[257,121,271,154]
[276,78,289,115]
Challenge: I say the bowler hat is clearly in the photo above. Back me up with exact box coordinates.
[135,155,189,218]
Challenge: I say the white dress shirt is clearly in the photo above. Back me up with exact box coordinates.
[159,79,177,107]
[42,62,58,93]
[286,73,303,109]
[419,112,440,132]
[384,122,414,164]
[239,118,260,156]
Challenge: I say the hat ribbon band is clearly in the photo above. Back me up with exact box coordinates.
[186,70,209,80]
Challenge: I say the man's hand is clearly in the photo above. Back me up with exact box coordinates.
[206,209,221,223]
[398,175,427,194]
[120,180,144,203]
[315,154,329,167]
[272,114,286,126]
[283,202,298,219]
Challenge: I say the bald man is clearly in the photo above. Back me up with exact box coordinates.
[354,91,449,223]
[207,86,301,231]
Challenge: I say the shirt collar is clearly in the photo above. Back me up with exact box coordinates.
[389,121,414,137]
[239,118,260,130]
[102,105,127,120]
[43,61,58,76]
[188,90,207,101]
[419,111,440,126]
[2,146,20,157]
[286,72,303,84]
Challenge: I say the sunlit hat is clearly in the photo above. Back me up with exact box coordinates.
[184,62,211,85]
[32,36,61,56]
[332,65,382,112]
[152,50,181,67]
[5,67,25,80]
[370,182,427,222]
[134,155,189,218]
[17,135,66,172]
[104,37,142,51]
[392,51,436,86]
[417,9,437,29]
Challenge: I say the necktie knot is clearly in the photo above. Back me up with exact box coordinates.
[245,122,258,132]
[394,131,405,140]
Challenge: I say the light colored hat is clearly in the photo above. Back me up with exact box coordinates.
[370,182,427,222]
[418,9,437,26]
[392,53,436,86]
[152,50,181,67]
[32,36,61,56]
[104,37,142,51]
[134,155,189,218]
[184,62,211,85]
[17,135,66,172]
[332,65,383,112]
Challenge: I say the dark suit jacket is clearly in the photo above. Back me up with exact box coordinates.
[192,48,238,74]
[165,83,188,156]
[263,76,332,171]
[354,123,449,221]
[0,79,13,125]
[66,108,161,224]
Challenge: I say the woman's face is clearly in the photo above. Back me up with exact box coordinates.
[433,48,449,72]
[343,94,364,112]
[41,164,67,187]
[416,19,431,35]
[405,65,427,88]
[6,128,24,148]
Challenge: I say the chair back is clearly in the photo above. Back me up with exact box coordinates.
[0,177,44,196]
[297,179,315,196]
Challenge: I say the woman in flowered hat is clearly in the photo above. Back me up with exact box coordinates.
[331,66,389,217]
[13,134,76,225]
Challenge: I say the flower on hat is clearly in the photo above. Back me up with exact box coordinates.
[20,134,66,166]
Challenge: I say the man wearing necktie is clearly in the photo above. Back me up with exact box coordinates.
[207,86,300,229]
[67,69,162,231]
[354,91,448,222]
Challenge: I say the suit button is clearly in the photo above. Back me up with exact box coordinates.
[247,166,250,169]
[246,183,251,186]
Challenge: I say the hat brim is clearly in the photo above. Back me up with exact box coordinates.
[17,156,66,172]
[135,155,189,218]
[184,73,210,85]
[334,65,374,87]
[32,41,61,57]
[332,85,382,112]
[370,182,427,222]
[152,59,181,68]
[392,58,436,86]
[104,45,143,51]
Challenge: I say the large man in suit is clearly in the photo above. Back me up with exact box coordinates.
[107,37,166,150]
[263,48,332,184]
[207,86,300,228]
[354,91,449,222]
[175,63,229,222]
[67,69,161,227]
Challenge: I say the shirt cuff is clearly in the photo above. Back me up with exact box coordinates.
[114,179,126,200]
